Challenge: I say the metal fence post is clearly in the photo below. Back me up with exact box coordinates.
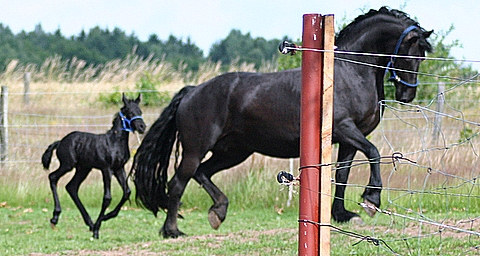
[433,82,445,143]
[299,13,334,256]
[1,86,8,161]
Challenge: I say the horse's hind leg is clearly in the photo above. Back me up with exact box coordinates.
[161,154,201,238]
[104,167,131,221]
[193,149,252,230]
[65,166,94,231]
[48,163,74,228]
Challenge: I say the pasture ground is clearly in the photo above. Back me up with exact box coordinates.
[2,78,480,255]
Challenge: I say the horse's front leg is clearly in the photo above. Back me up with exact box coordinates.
[92,169,113,239]
[332,144,361,223]
[103,168,131,221]
[333,120,383,222]
[360,142,382,217]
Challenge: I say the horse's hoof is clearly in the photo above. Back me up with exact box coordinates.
[350,216,365,226]
[208,210,222,230]
[163,231,186,239]
[160,226,186,239]
[49,222,57,229]
[362,199,377,217]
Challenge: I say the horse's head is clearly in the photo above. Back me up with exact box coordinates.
[385,21,433,103]
[336,7,434,103]
[120,93,146,134]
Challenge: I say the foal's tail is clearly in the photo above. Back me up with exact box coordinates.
[130,86,195,216]
[41,141,60,170]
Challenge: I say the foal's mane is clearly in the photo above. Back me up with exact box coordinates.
[336,6,432,51]
[105,113,122,134]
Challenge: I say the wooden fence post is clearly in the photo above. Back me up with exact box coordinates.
[320,14,335,255]
[24,72,30,104]
[0,86,8,161]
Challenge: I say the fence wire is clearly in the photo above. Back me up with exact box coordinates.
[278,61,480,254]
[2,49,480,254]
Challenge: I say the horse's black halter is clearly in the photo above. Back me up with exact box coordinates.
[119,111,143,132]
[385,25,419,88]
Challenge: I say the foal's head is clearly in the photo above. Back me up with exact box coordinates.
[119,93,146,134]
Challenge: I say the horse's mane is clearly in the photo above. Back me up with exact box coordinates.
[336,6,432,51]
[107,112,123,134]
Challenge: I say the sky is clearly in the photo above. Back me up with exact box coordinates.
[1,0,479,70]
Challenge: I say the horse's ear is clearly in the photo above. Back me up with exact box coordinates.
[135,94,142,104]
[122,93,128,105]
[423,30,433,39]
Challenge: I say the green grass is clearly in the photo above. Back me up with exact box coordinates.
[0,201,298,255]
[2,169,480,255]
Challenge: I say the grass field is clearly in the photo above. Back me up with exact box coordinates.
[2,183,480,255]
[1,59,480,254]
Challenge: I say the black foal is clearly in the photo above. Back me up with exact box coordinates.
[41,93,145,239]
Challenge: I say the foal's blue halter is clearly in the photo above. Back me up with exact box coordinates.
[119,112,143,132]
[385,25,419,88]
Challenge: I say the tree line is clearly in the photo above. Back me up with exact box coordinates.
[0,23,287,73]
[0,22,477,102]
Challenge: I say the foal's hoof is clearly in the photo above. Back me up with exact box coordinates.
[49,222,57,229]
[208,210,222,230]
[362,199,377,217]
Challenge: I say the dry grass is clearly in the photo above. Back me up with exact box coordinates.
[0,56,279,206]
[2,58,480,256]
[2,56,480,211]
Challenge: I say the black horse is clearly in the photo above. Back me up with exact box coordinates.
[131,7,433,238]
[41,94,146,239]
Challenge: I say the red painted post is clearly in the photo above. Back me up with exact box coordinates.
[299,13,323,256]
[298,13,335,255]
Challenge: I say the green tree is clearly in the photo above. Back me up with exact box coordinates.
[209,29,283,69]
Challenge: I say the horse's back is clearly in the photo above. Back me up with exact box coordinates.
[56,131,117,168]
[176,70,302,157]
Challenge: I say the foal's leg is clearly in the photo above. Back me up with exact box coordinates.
[193,149,252,230]
[65,166,94,230]
[104,167,131,221]
[92,168,113,239]
[48,163,74,228]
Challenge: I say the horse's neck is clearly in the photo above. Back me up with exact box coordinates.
[338,24,402,101]
[338,24,400,61]
[107,117,130,142]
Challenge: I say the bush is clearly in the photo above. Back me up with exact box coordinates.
[135,73,171,106]
[98,73,171,107]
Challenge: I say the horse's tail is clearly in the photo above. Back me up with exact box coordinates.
[130,86,195,216]
[41,141,60,170]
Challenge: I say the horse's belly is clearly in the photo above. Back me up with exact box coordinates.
[249,136,300,158]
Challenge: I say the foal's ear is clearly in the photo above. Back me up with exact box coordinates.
[135,94,142,104]
[122,93,128,105]
[423,30,433,39]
